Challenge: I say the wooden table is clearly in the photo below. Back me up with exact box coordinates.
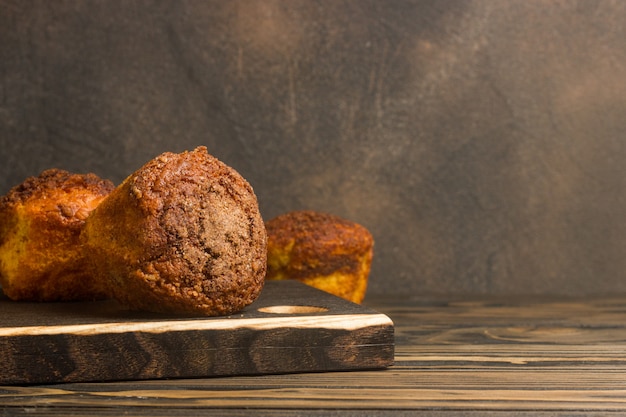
[3,293,626,416]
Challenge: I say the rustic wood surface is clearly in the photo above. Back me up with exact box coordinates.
[0,281,393,385]
[3,293,626,416]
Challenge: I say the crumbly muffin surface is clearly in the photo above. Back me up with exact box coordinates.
[84,147,266,315]
[265,210,373,303]
[0,169,114,301]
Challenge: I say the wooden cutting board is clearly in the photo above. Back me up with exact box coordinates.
[0,280,394,385]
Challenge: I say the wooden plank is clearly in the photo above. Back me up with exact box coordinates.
[3,294,626,416]
[0,281,394,385]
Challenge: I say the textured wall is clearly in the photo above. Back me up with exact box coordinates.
[2,0,626,296]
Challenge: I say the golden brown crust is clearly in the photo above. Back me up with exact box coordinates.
[83,147,267,316]
[0,169,114,301]
[265,210,373,303]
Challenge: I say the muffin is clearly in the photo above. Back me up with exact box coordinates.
[265,210,374,303]
[0,169,114,301]
[83,147,267,316]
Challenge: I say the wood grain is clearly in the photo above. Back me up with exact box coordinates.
[3,294,626,416]
[0,281,393,385]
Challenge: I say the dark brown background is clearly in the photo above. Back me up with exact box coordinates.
[2,0,626,297]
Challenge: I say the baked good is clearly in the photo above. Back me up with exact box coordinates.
[265,210,374,303]
[83,146,267,316]
[0,169,114,301]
